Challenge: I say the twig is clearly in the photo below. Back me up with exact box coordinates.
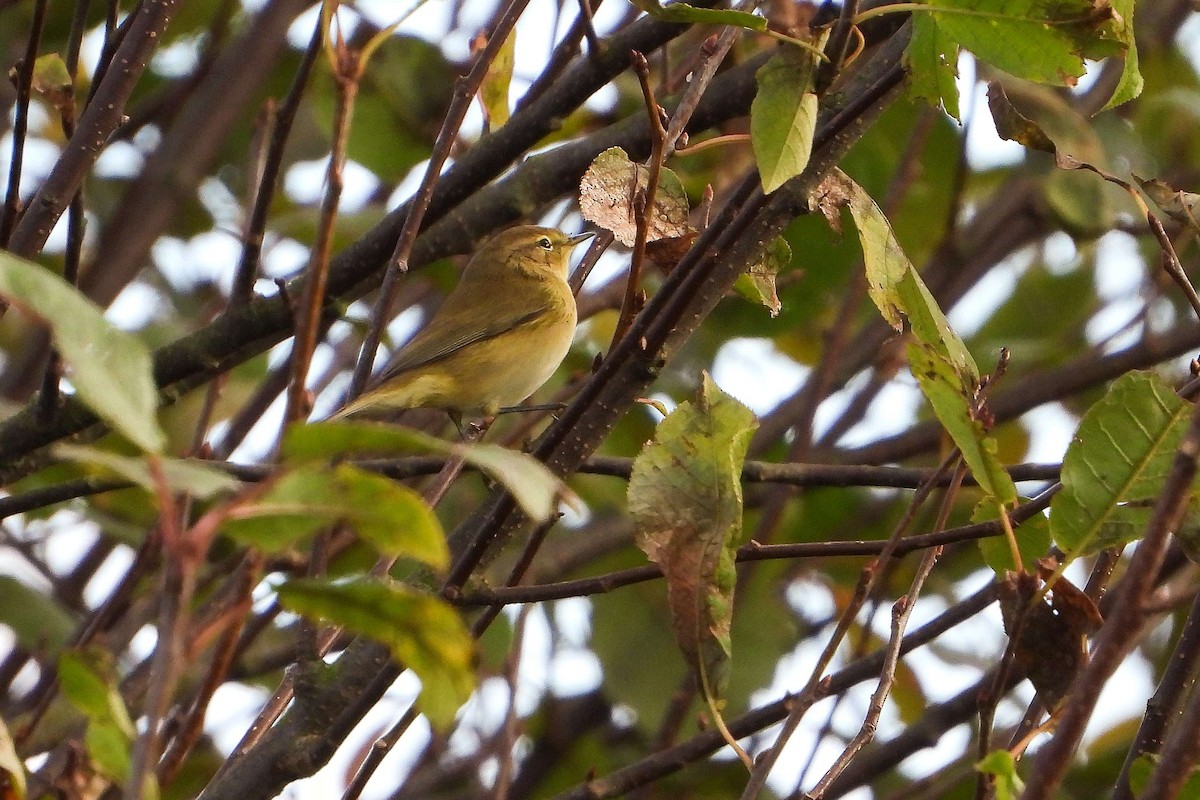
[1150,214,1200,324]
[7,0,181,257]
[157,559,258,786]
[230,19,324,307]
[576,0,602,56]
[551,583,998,800]
[125,460,189,800]
[286,10,359,424]
[814,0,858,93]
[807,542,945,799]
[739,568,875,800]
[1135,602,1200,800]
[340,706,421,800]
[491,604,533,800]
[610,50,668,346]
[0,0,48,246]
[661,27,739,160]
[1112,589,1200,799]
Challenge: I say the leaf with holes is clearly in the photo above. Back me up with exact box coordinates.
[628,373,757,700]
[921,0,1128,87]
[579,147,692,246]
[904,13,961,119]
[733,235,792,317]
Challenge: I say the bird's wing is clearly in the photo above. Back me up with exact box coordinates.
[377,304,547,379]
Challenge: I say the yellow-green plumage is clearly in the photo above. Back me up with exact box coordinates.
[333,225,592,420]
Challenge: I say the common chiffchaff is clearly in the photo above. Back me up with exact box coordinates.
[333,225,593,422]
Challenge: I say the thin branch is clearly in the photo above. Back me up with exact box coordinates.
[0,0,48,246]
[230,19,324,307]
[340,706,421,800]
[610,50,668,345]
[1112,589,1200,799]
[286,20,357,424]
[452,487,1057,606]
[7,0,181,257]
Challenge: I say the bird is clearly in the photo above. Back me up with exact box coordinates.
[331,225,593,426]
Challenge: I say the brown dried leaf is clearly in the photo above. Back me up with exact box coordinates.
[999,572,1093,710]
[645,231,698,272]
[1134,174,1200,235]
[987,82,1056,155]
[809,171,850,235]
[579,147,692,246]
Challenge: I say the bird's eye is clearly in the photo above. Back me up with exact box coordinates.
[536,236,553,250]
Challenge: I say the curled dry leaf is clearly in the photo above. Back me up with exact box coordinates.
[1134,174,1200,234]
[987,82,1057,155]
[809,171,850,235]
[579,147,692,246]
[999,571,1099,710]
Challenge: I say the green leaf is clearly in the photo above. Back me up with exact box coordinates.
[1044,168,1114,238]
[0,715,26,800]
[908,342,1017,504]
[0,576,75,653]
[904,13,961,120]
[53,444,242,500]
[627,0,766,31]
[733,235,791,317]
[842,171,914,332]
[976,749,1025,800]
[283,421,568,523]
[1101,0,1142,110]
[59,647,136,781]
[30,53,73,112]
[628,373,757,699]
[974,499,1052,574]
[276,577,475,729]
[840,173,1013,503]
[1050,372,1191,560]
[923,0,1126,87]
[225,464,447,567]
[896,267,977,379]
[0,253,164,453]
[478,27,515,129]
[751,41,823,194]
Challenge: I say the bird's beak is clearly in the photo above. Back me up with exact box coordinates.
[568,231,596,248]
